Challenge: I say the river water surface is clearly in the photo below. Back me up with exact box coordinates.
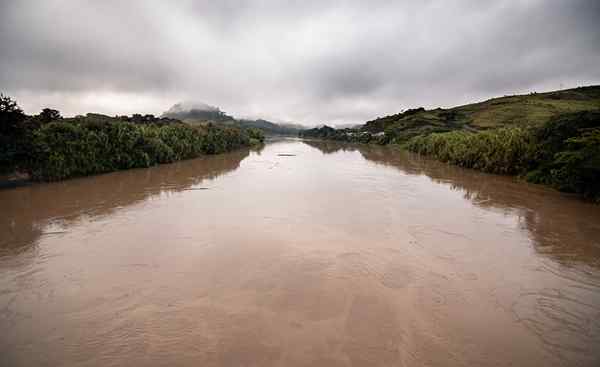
[1,139,600,366]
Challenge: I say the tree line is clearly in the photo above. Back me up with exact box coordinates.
[0,94,264,181]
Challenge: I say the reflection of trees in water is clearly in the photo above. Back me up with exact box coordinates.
[250,142,266,155]
[0,149,251,255]
[365,145,600,270]
[312,141,600,361]
[306,140,600,270]
[302,140,359,155]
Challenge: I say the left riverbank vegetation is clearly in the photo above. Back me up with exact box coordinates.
[300,86,600,202]
[0,94,264,181]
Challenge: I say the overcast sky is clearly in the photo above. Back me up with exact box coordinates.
[1,0,599,125]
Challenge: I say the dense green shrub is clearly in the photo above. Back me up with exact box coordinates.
[407,111,600,201]
[0,94,31,171]
[525,112,600,201]
[202,124,248,154]
[246,128,266,146]
[26,119,262,181]
[0,94,264,180]
[407,128,535,174]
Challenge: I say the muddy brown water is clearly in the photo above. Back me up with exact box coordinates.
[1,139,600,366]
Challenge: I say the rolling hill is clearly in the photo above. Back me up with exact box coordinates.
[361,85,600,143]
[302,86,600,143]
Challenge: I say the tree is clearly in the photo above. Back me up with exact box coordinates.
[0,93,26,135]
[0,94,28,170]
[38,108,62,123]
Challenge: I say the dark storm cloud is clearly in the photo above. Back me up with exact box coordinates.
[1,0,599,124]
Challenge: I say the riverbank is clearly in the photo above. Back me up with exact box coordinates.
[300,87,600,202]
[0,96,264,182]
[407,111,600,202]
[29,117,263,181]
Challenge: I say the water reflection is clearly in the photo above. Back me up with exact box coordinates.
[301,139,357,155]
[0,148,251,255]
[305,140,600,363]
[305,140,600,270]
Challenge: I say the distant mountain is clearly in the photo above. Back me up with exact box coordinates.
[238,119,303,135]
[333,123,361,129]
[161,102,304,136]
[279,122,306,130]
[162,102,234,123]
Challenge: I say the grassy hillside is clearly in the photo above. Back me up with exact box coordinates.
[361,86,600,143]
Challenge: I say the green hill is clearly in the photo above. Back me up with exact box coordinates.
[360,86,600,143]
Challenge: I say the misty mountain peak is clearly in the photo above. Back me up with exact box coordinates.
[164,101,220,114]
[161,102,232,122]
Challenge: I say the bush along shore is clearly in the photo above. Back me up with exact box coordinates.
[0,95,264,182]
[406,112,600,202]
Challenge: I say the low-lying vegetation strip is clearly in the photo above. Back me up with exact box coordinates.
[29,120,258,181]
[406,128,534,174]
[0,94,264,181]
[406,111,600,201]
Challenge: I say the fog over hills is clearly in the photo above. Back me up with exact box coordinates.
[164,102,221,114]
[162,102,233,123]
[162,102,303,135]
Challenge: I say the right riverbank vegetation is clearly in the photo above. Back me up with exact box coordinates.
[0,95,264,181]
[301,86,600,202]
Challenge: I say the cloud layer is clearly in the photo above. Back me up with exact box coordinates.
[1,0,599,125]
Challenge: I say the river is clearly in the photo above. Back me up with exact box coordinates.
[1,139,600,366]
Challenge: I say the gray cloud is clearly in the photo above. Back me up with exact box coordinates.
[1,0,599,125]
